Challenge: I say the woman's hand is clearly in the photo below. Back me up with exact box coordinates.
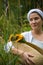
[11,47,35,65]
[20,52,35,65]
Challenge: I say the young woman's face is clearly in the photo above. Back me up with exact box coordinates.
[29,13,43,30]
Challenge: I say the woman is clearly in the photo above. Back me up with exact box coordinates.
[19,8,43,65]
[21,9,43,49]
[4,9,43,65]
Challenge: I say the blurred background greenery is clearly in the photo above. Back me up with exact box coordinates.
[0,0,43,41]
[0,0,43,65]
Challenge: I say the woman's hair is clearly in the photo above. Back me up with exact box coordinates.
[27,9,43,22]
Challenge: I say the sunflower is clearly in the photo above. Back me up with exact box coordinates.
[15,34,23,42]
[8,34,15,41]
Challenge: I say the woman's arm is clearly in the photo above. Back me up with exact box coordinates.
[4,41,35,65]
[11,47,35,65]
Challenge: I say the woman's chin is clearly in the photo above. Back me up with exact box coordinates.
[32,27,38,30]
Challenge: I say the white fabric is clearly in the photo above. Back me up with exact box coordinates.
[21,31,43,49]
[27,9,43,21]
[21,31,32,42]
[32,37,43,49]
[4,41,15,53]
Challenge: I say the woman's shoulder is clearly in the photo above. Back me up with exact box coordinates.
[21,31,32,42]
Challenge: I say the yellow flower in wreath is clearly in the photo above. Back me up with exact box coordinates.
[8,34,15,41]
[8,34,26,43]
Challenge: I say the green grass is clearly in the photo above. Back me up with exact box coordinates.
[0,42,23,65]
[0,10,31,65]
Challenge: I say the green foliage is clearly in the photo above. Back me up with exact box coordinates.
[0,9,31,65]
[1,0,43,65]
[0,0,43,65]
[0,0,4,16]
[0,10,31,41]
[0,42,23,65]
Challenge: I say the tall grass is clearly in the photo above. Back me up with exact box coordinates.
[0,10,31,65]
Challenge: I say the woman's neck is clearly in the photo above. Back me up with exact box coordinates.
[32,29,43,35]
